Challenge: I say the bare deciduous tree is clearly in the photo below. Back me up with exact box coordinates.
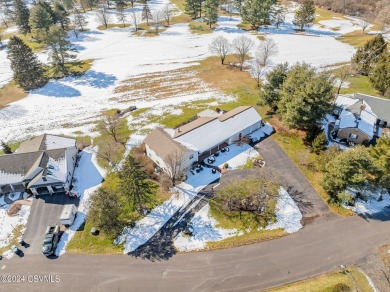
[165,150,185,186]
[99,113,124,144]
[96,5,112,29]
[335,65,355,95]
[116,5,127,27]
[96,139,123,168]
[130,11,141,32]
[152,9,162,34]
[376,4,390,32]
[359,20,369,33]
[251,57,266,87]
[255,38,278,67]
[231,35,254,71]
[72,10,88,38]
[209,35,230,65]
[162,4,174,25]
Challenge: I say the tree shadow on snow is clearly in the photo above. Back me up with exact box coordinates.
[73,70,117,89]
[215,26,246,34]
[259,22,340,37]
[32,81,81,97]
[129,181,218,261]
[359,206,390,222]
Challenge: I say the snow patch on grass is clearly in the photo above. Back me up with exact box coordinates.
[174,204,240,251]
[264,187,302,233]
[346,189,390,217]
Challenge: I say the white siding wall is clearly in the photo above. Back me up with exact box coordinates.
[228,122,261,144]
[65,146,78,190]
[145,144,198,176]
[145,144,170,172]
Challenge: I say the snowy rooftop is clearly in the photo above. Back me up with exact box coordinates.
[0,135,75,191]
[174,106,262,153]
[338,100,378,138]
[335,93,390,122]
[46,157,67,182]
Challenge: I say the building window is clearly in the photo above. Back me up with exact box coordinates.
[349,133,358,139]
[189,154,194,160]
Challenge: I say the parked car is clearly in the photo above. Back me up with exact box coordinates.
[11,245,19,255]
[42,225,60,256]
[59,204,77,227]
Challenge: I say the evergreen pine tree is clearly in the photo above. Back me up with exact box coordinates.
[240,0,276,28]
[29,2,54,41]
[311,131,327,154]
[1,140,13,154]
[204,0,218,28]
[53,1,70,30]
[293,0,315,31]
[321,146,374,202]
[259,62,289,111]
[119,155,155,214]
[88,188,124,237]
[369,135,390,190]
[185,0,201,19]
[353,34,387,76]
[14,0,31,34]
[46,25,77,77]
[7,36,48,90]
[370,51,390,96]
[142,3,152,25]
[278,63,333,131]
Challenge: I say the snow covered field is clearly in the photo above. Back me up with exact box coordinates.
[0,0,358,143]
[55,147,105,256]
[174,187,302,252]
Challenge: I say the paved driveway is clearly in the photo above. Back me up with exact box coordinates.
[22,194,79,255]
[255,137,331,220]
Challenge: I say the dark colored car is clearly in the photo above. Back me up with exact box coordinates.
[42,225,60,256]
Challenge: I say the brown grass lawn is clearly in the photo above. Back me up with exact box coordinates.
[265,266,373,292]
[337,30,376,48]
[0,81,28,108]
[313,7,348,25]
[97,23,132,30]
[189,21,218,34]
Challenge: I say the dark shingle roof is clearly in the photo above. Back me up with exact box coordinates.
[354,93,390,122]
[0,152,43,184]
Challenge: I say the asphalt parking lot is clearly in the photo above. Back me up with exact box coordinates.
[21,193,79,255]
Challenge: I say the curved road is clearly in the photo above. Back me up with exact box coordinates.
[1,215,390,292]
